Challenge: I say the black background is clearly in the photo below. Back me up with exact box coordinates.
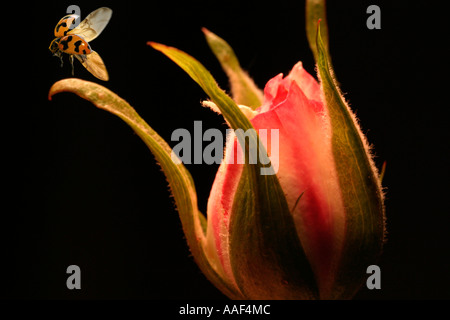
[2,0,449,301]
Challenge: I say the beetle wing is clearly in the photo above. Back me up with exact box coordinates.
[54,15,78,38]
[68,7,112,42]
[75,51,109,81]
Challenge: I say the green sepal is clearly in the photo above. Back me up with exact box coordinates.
[306,0,330,61]
[149,43,319,299]
[202,28,264,110]
[316,23,385,299]
[48,78,242,299]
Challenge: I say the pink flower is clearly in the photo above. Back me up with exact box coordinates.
[207,62,348,298]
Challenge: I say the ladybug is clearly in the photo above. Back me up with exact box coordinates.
[49,7,112,81]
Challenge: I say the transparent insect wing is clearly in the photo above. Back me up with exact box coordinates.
[75,51,109,81]
[68,7,113,42]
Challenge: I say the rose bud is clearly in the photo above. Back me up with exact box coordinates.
[151,25,385,299]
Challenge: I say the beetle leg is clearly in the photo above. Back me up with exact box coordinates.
[54,51,63,67]
[69,55,75,76]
